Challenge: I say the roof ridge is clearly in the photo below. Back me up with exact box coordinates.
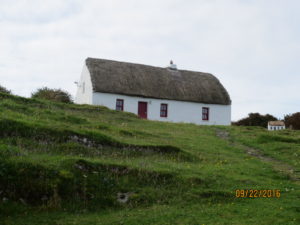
[86,57,213,75]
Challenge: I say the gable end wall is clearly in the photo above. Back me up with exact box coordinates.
[75,64,93,104]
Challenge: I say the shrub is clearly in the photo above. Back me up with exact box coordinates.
[284,112,300,130]
[0,84,11,94]
[233,113,278,128]
[31,87,73,103]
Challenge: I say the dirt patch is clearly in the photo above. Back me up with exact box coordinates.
[215,129,230,140]
[243,145,300,182]
[215,129,300,183]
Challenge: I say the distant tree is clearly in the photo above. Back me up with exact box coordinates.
[0,84,11,94]
[31,87,73,103]
[233,113,278,128]
[284,112,300,130]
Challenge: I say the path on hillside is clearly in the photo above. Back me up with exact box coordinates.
[215,129,300,184]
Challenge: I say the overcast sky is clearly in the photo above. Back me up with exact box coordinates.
[1,0,299,121]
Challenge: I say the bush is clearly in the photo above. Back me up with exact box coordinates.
[0,84,11,94]
[284,112,300,130]
[31,87,73,103]
[233,113,278,128]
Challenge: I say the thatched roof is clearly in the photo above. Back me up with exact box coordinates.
[85,58,231,105]
[268,121,285,126]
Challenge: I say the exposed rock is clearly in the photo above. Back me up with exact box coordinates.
[19,198,27,205]
[117,192,134,203]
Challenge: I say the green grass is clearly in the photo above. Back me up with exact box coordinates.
[0,92,299,225]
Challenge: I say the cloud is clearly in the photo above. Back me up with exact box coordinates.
[0,0,80,23]
[0,0,299,120]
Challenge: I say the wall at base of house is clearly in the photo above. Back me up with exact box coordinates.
[75,64,93,104]
[92,92,231,125]
[268,125,286,130]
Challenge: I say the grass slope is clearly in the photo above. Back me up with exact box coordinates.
[0,92,299,225]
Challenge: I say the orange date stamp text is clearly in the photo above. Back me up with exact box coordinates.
[235,189,280,198]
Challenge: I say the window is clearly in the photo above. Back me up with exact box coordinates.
[160,104,168,117]
[202,107,209,121]
[116,99,124,111]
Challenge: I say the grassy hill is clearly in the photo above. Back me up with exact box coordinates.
[0,92,299,225]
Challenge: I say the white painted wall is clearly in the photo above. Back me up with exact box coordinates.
[92,92,231,125]
[268,125,285,130]
[75,64,93,104]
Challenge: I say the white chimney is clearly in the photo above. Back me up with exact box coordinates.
[168,60,177,70]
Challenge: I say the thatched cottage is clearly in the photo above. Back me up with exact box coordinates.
[268,121,285,130]
[75,58,231,125]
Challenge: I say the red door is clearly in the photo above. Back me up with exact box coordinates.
[138,102,148,119]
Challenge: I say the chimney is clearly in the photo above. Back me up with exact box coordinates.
[168,60,177,70]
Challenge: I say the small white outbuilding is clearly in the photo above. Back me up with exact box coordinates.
[268,121,285,131]
[75,58,231,125]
